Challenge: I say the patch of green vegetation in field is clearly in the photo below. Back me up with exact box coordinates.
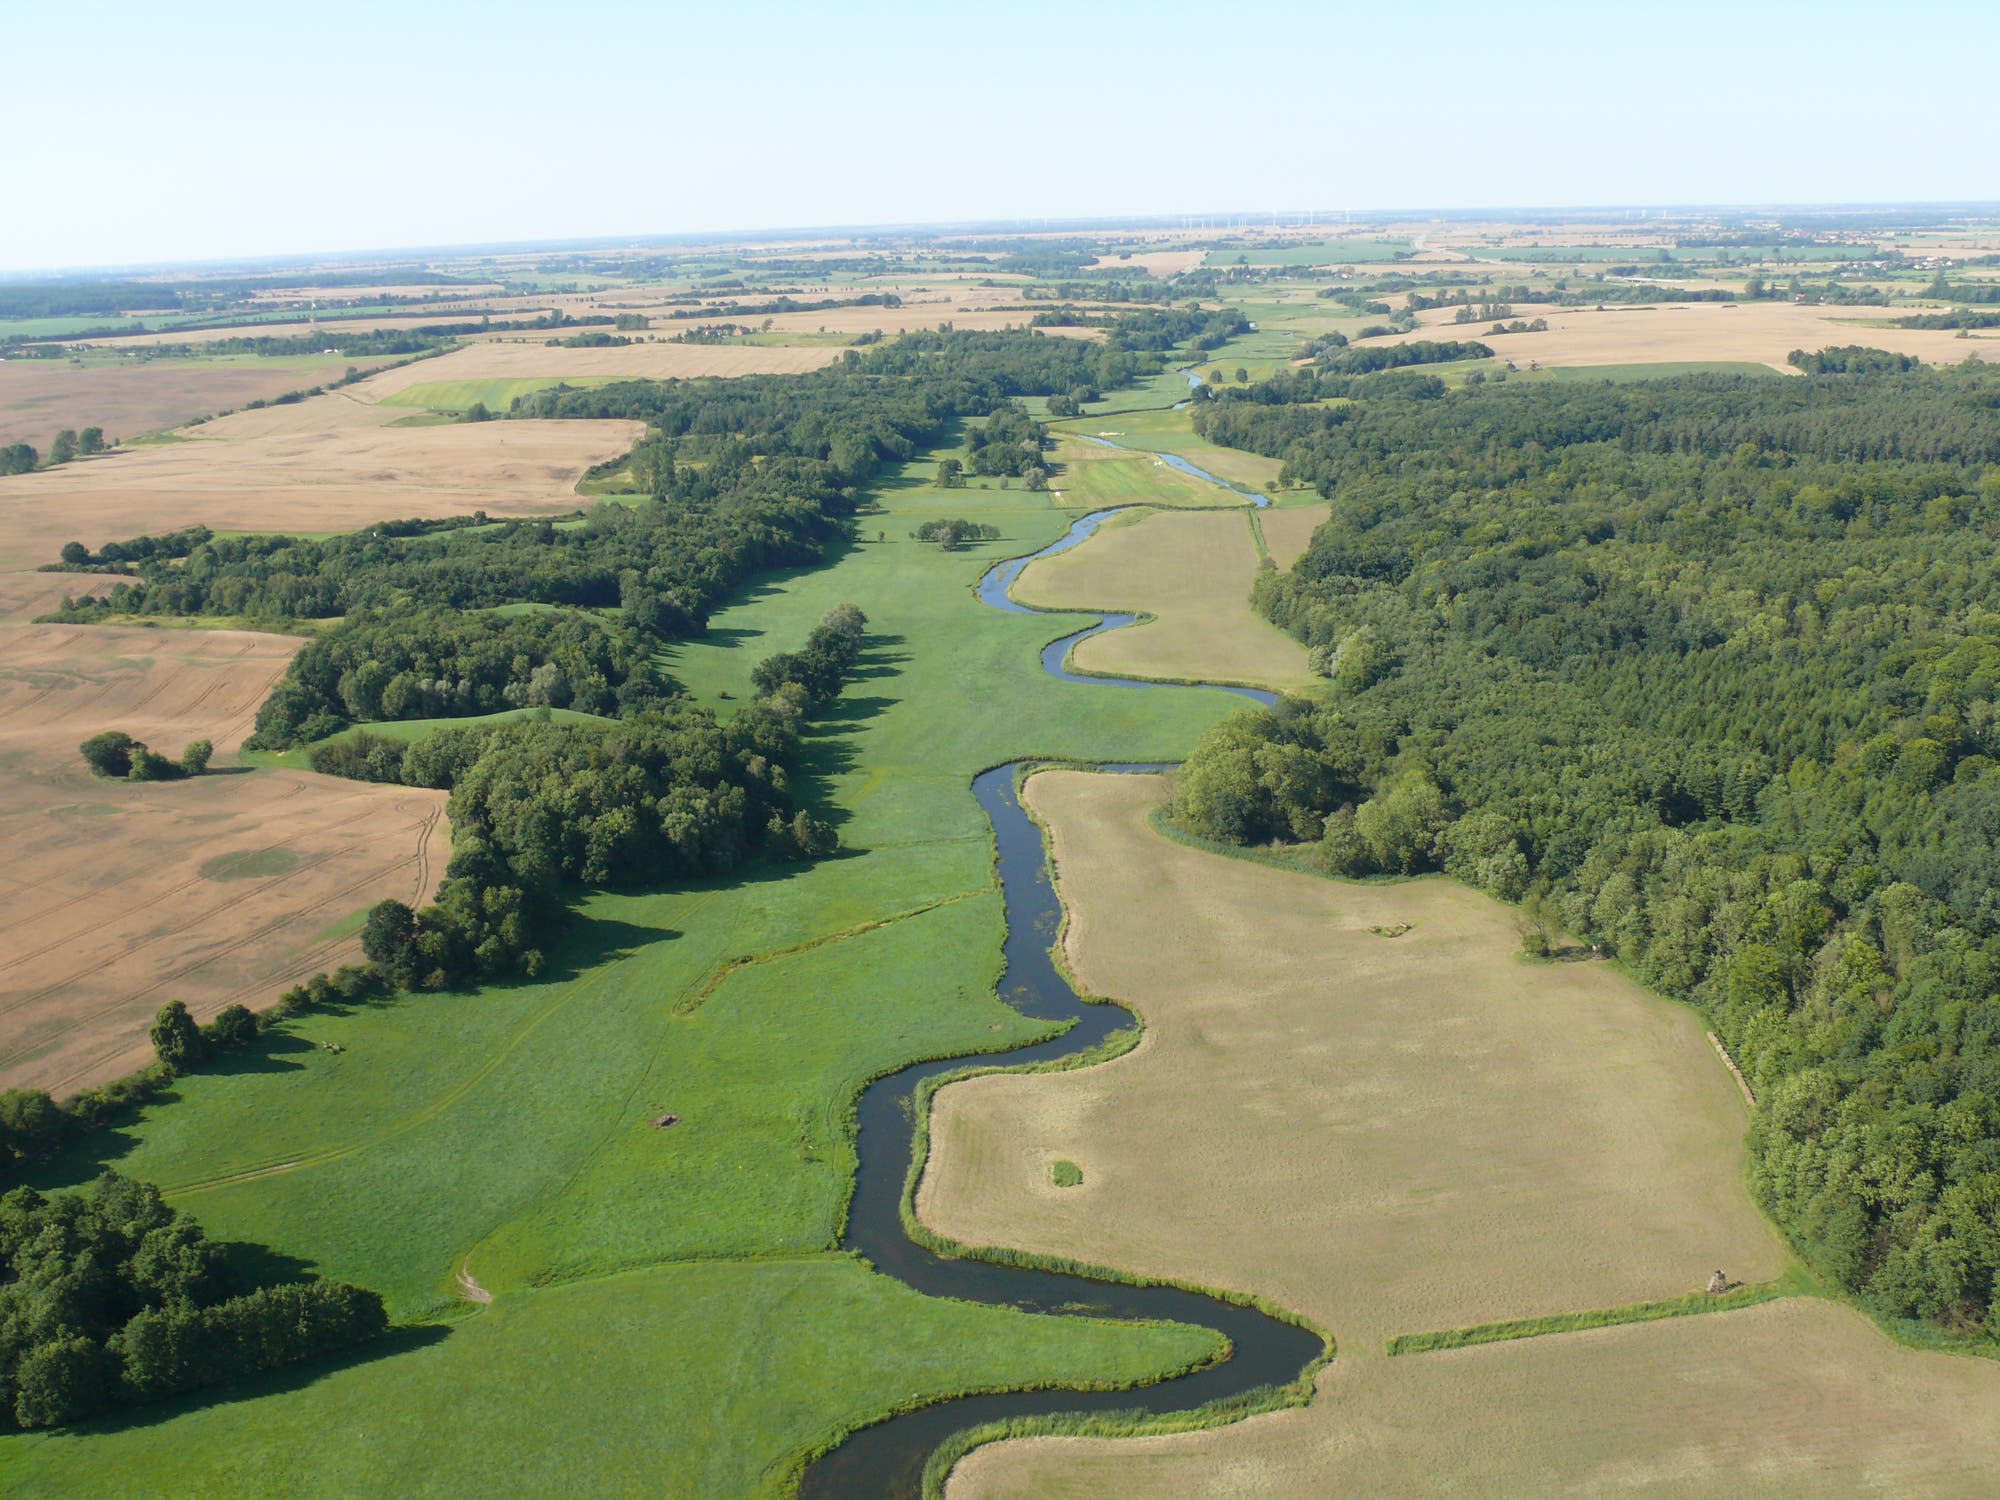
[1049,1160,1083,1188]
[312,908,371,946]
[9,439,1252,1495]
[200,848,301,882]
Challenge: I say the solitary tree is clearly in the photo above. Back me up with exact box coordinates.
[78,427,105,455]
[362,899,418,979]
[49,430,78,465]
[1,442,40,475]
[149,1001,204,1071]
[179,739,213,776]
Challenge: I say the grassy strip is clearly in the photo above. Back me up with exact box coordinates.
[672,889,984,1015]
[1245,509,1271,563]
[1385,1265,1818,1356]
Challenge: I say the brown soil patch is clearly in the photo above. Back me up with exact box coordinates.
[920,770,1784,1352]
[0,358,396,452]
[1012,510,1313,690]
[0,622,447,1094]
[950,1299,2000,1499]
[1258,503,1328,568]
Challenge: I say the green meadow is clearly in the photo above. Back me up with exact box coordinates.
[378,376,619,412]
[3,447,1247,1497]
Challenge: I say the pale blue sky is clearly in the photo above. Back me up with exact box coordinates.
[5,0,1996,273]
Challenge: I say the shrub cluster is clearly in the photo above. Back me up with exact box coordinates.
[78,731,211,781]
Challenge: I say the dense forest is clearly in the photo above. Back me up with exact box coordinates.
[1183,361,2000,1341]
[0,1172,384,1429]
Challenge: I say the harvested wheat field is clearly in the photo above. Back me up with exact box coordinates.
[1011,509,1313,691]
[1389,300,2000,372]
[0,357,395,452]
[1257,502,1328,568]
[920,770,1785,1353]
[1092,249,1208,278]
[0,413,639,565]
[0,623,447,1094]
[349,338,842,398]
[950,1297,2000,1499]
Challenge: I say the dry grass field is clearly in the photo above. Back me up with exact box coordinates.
[0,357,394,451]
[1391,300,2000,372]
[0,623,447,1094]
[921,770,1785,1349]
[950,1298,2000,1499]
[1259,503,1329,568]
[1011,509,1314,690]
[930,771,2000,1495]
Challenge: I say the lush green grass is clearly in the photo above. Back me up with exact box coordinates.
[1383,1265,1817,1356]
[11,436,1256,1493]
[1049,1160,1083,1188]
[1055,408,1282,492]
[1045,438,1244,510]
[0,1258,1219,1500]
[1083,365,1195,415]
[1543,360,1783,383]
[377,376,619,412]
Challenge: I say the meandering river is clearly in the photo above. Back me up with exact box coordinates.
[796,441,1310,1498]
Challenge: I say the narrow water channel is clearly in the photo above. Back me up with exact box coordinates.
[796,463,1314,1495]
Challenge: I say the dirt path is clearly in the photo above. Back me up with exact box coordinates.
[455,1261,493,1305]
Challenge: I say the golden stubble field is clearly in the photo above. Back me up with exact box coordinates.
[927,771,2000,1497]
[350,339,842,396]
[952,1297,2000,1498]
[1011,509,1314,691]
[0,624,447,1094]
[0,407,640,566]
[0,356,395,453]
[1393,299,2000,371]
